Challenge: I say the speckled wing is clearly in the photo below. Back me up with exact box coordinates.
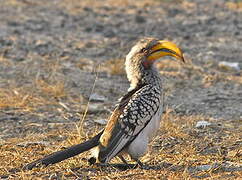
[98,84,162,163]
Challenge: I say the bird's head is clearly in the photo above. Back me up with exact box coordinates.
[125,38,185,88]
[126,37,185,69]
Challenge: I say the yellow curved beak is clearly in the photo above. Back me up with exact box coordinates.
[147,40,185,62]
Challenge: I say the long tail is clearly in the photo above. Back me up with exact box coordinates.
[23,131,103,170]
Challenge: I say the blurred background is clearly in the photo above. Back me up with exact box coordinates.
[0,0,241,179]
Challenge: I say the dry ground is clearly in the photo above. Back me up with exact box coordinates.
[0,0,242,179]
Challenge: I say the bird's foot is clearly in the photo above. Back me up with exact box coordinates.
[134,159,150,170]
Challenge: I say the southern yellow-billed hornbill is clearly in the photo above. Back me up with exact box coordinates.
[24,37,184,170]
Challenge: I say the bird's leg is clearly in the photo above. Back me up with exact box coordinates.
[89,156,133,170]
[135,159,144,167]
[117,155,136,169]
[133,159,150,170]
[118,155,129,165]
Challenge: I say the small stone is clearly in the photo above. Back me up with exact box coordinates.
[94,119,108,125]
[80,103,107,114]
[196,165,212,171]
[195,121,211,128]
[48,123,64,128]
[135,15,146,23]
[89,93,107,102]
[17,141,50,147]
[103,29,115,38]
[219,61,240,71]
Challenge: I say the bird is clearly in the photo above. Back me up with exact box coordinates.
[23,37,184,170]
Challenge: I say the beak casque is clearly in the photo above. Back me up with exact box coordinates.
[147,40,185,63]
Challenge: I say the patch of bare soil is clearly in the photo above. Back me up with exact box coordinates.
[0,0,241,179]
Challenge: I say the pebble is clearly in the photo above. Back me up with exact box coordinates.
[196,164,212,171]
[195,121,211,128]
[89,93,107,102]
[219,61,240,71]
[17,141,50,147]
[80,103,107,114]
[94,119,108,125]
[135,15,146,23]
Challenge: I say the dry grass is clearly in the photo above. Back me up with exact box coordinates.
[58,0,162,15]
[1,0,26,7]
[0,56,241,179]
[35,79,67,99]
[156,58,242,89]
[0,50,72,112]
[0,88,32,110]
[0,79,67,112]
[1,56,241,179]
[0,0,241,179]
[102,59,125,75]
[226,1,242,11]
[0,107,241,179]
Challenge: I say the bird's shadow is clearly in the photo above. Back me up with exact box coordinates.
[1,162,175,179]
[72,162,174,173]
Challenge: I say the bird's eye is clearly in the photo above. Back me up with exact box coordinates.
[140,48,147,53]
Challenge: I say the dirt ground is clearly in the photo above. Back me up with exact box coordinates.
[0,0,241,179]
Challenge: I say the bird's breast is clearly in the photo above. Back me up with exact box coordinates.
[125,104,163,160]
[143,103,163,140]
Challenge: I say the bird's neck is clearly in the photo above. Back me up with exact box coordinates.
[125,63,161,91]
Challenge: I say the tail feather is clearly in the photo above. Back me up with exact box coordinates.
[23,131,103,170]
